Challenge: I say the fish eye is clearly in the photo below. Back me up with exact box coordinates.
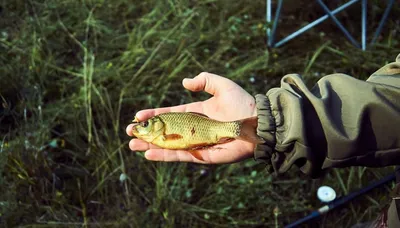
[141,121,149,128]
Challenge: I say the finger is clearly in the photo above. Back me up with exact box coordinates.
[182,72,238,96]
[144,149,209,163]
[134,101,204,121]
[209,140,254,163]
[126,124,135,136]
[129,138,161,151]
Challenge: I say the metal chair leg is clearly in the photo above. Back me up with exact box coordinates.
[268,0,283,47]
[266,0,395,49]
[274,0,359,48]
[371,0,395,44]
[362,0,367,50]
[266,0,272,44]
[316,0,361,48]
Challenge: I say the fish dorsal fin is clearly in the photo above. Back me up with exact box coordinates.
[188,112,209,118]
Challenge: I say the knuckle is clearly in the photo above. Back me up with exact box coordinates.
[198,72,209,77]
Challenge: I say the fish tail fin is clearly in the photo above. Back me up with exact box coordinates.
[236,116,265,144]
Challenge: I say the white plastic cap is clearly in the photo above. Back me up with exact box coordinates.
[317,186,336,203]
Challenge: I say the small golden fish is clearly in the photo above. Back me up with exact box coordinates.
[131,112,263,150]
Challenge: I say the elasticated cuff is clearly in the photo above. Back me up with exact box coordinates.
[254,94,276,170]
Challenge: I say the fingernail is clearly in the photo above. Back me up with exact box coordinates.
[183,78,192,84]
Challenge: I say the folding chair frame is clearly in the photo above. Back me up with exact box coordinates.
[266,0,395,50]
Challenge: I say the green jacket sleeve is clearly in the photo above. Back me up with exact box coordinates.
[254,54,400,178]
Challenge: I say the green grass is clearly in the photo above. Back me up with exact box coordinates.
[1,0,399,227]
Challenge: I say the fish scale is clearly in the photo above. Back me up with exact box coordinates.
[160,112,240,148]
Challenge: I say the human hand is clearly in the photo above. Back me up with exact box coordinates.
[126,72,257,164]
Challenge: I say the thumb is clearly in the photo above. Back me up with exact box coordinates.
[182,72,236,96]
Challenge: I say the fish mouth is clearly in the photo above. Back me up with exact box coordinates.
[131,123,139,135]
[132,116,140,123]
[131,116,140,136]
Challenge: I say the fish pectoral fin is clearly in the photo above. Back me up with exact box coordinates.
[189,146,224,161]
[163,134,183,141]
[217,137,234,144]
[188,143,213,150]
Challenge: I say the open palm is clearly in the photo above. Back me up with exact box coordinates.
[126,72,257,164]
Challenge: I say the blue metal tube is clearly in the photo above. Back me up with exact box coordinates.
[269,0,283,47]
[274,0,359,48]
[316,0,361,48]
[362,0,367,50]
[266,0,272,42]
[371,0,395,44]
